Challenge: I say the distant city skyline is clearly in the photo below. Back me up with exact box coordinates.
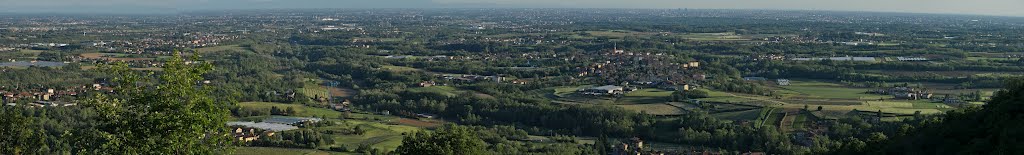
[0,0,1021,17]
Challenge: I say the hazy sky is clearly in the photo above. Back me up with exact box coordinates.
[0,0,1021,16]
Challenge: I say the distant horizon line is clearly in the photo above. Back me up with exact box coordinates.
[0,8,1021,18]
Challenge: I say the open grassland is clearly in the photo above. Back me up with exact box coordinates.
[616,103,685,115]
[18,49,45,58]
[624,88,673,97]
[699,90,760,103]
[323,119,422,151]
[551,85,592,97]
[711,109,763,121]
[616,96,669,104]
[781,85,884,99]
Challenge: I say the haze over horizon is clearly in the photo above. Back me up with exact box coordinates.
[0,0,1022,17]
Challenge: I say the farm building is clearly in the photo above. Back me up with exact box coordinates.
[897,57,929,61]
[777,79,791,86]
[870,87,932,100]
[580,85,625,95]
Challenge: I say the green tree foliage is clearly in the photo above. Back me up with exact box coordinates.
[395,125,486,155]
[80,53,232,154]
[0,108,47,154]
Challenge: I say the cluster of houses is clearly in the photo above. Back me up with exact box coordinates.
[0,47,17,52]
[868,87,974,106]
[869,87,933,100]
[932,95,966,106]
[613,137,666,155]
[1,84,111,107]
[329,100,352,112]
[227,116,323,142]
[232,127,269,142]
[577,48,702,87]
[748,54,787,61]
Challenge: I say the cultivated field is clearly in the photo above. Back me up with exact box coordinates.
[617,88,673,104]
[616,103,685,115]
[236,102,427,152]
[711,109,763,121]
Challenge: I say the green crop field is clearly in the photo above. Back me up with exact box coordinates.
[782,85,883,99]
[318,119,421,151]
[301,82,331,99]
[550,85,592,97]
[712,109,763,120]
[616,104,685,115]
[699,90,760,103]
[625,89,673,97]
[791,113,809,132]
[19,49,46,56]
[617,96,668,104]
